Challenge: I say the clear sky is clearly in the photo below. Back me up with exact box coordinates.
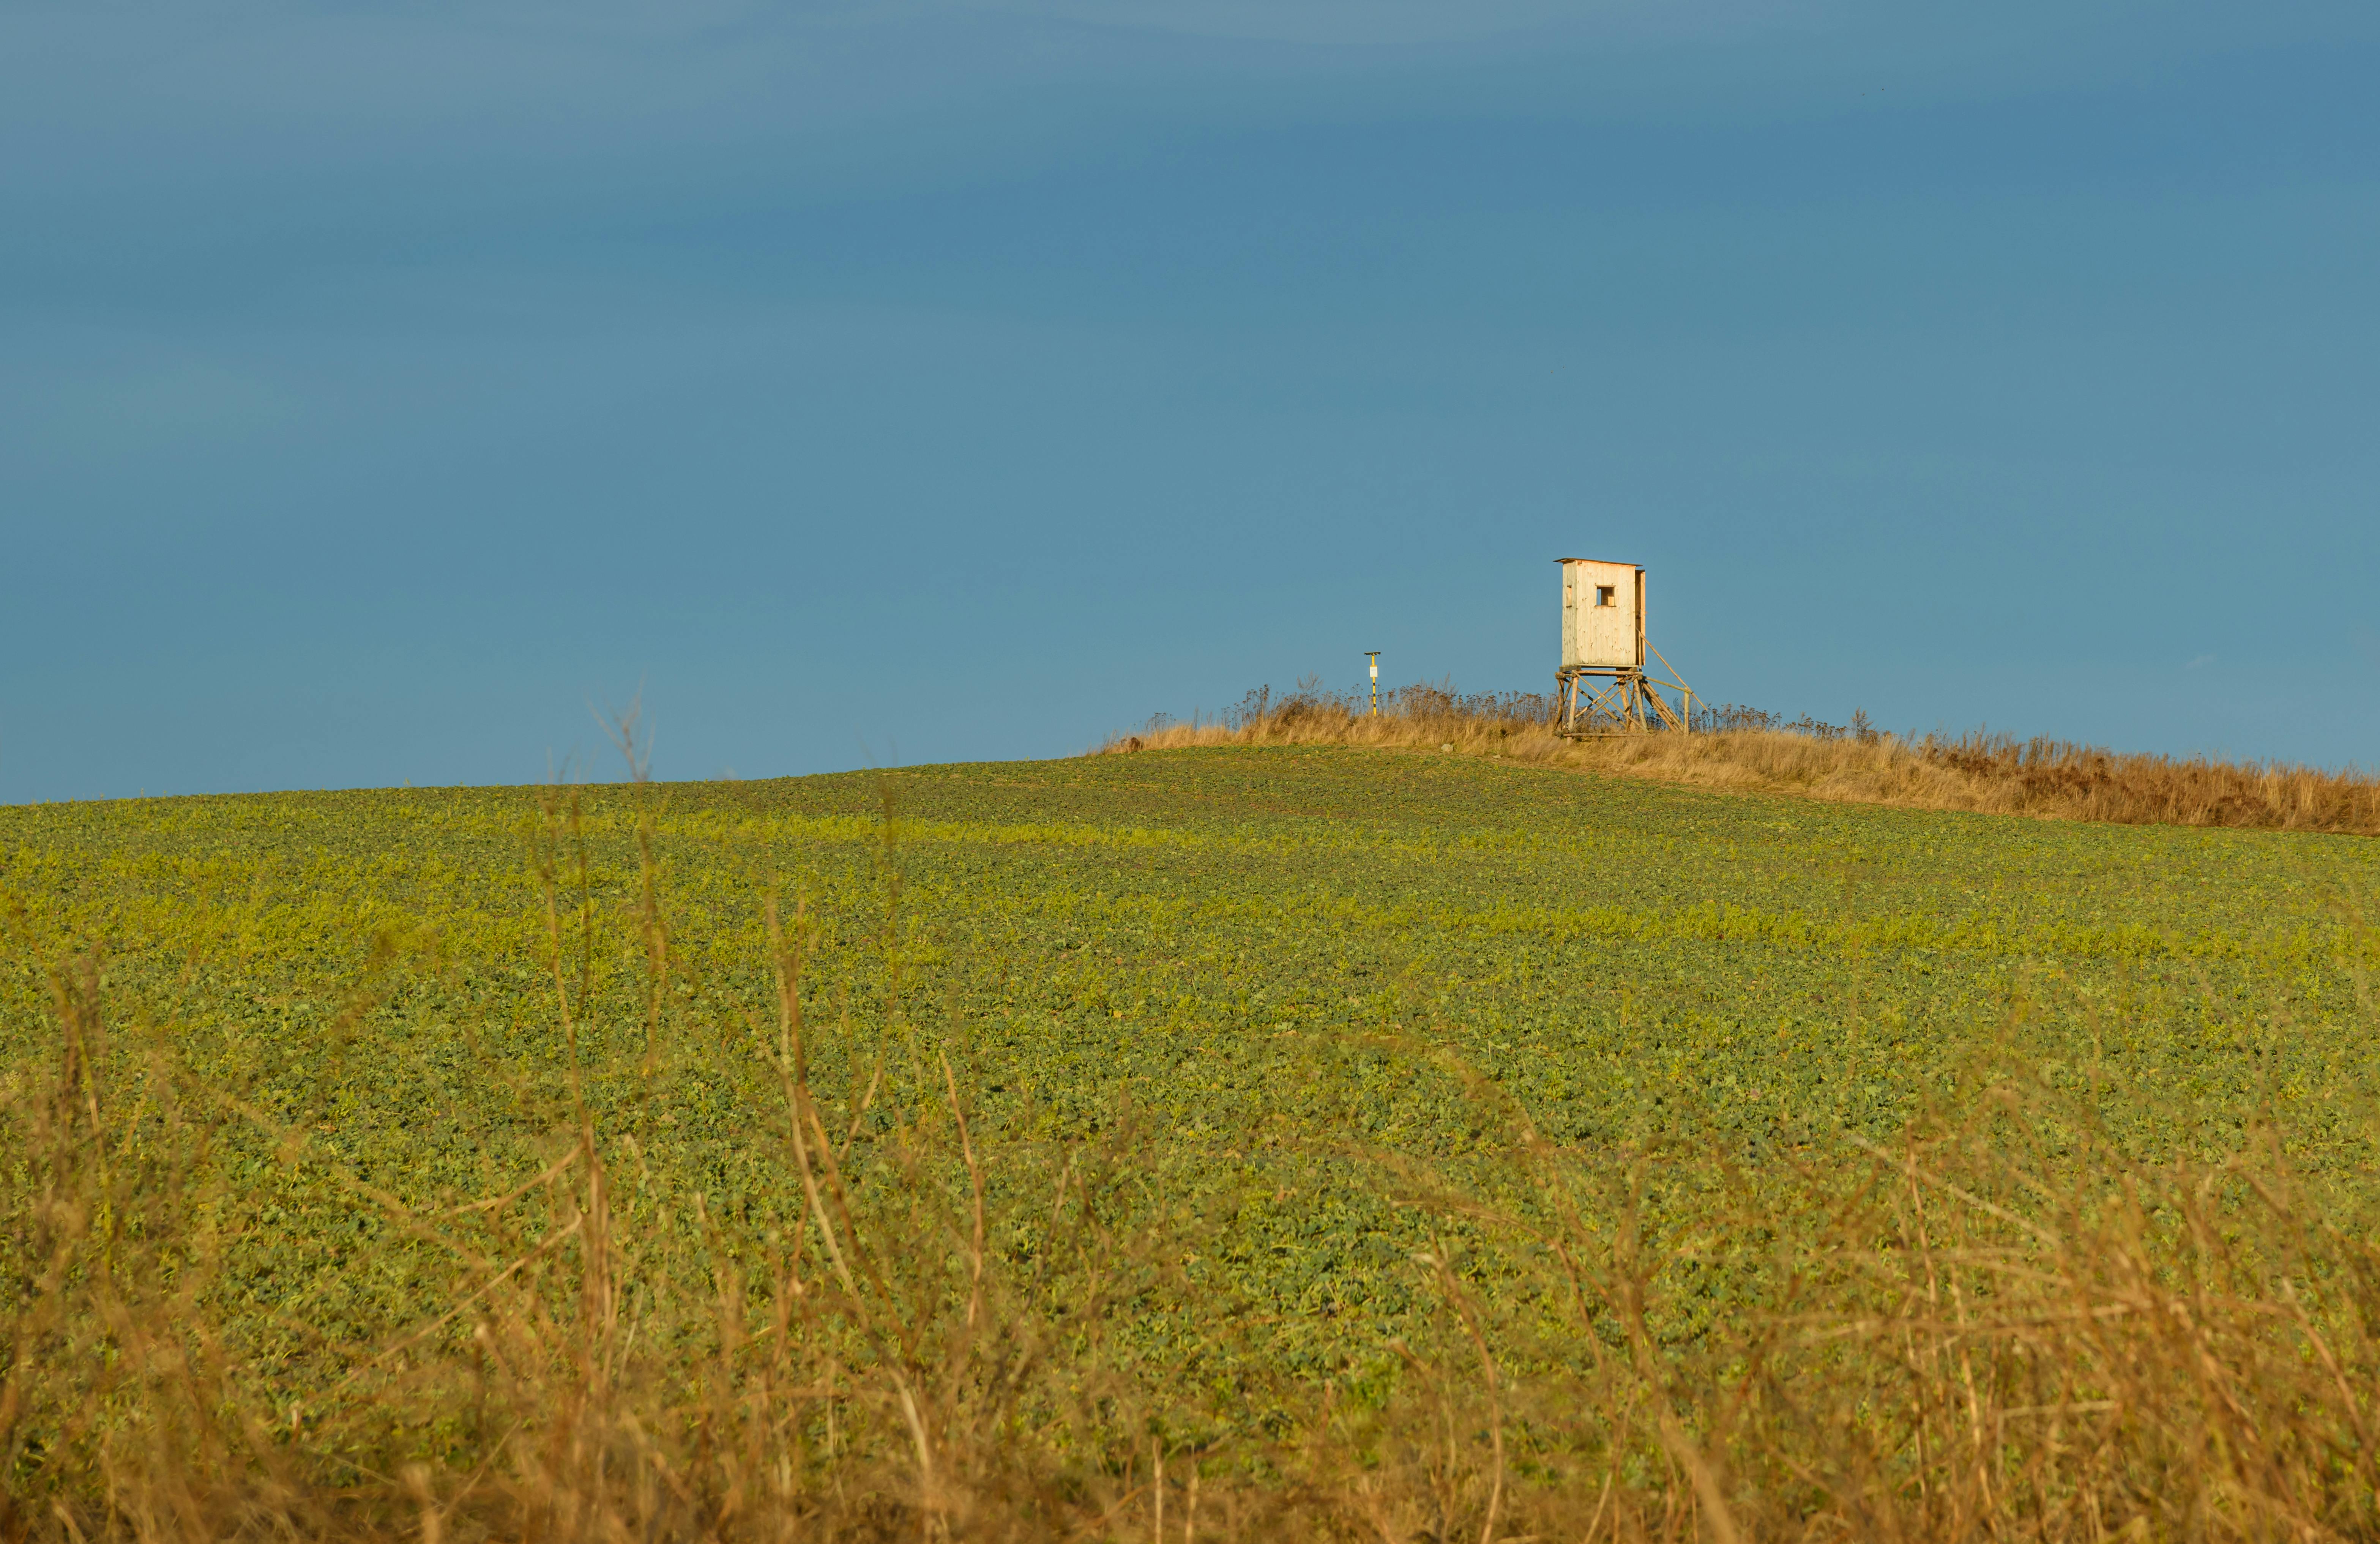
[5,0,2375,799]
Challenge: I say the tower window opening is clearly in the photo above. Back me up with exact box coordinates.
[1595,585,1616,607]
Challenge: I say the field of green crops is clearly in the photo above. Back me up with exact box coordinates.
[5,743,2378,1407]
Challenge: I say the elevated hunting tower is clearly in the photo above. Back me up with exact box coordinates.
[1556,558,1695,736]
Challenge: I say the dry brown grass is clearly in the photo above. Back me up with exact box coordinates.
[1101,683,2380,837]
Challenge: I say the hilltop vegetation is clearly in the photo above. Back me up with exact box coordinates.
[4,746,2378,1540]
[1115,681,2380,837]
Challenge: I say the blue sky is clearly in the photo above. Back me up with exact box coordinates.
[4,0,2375,797]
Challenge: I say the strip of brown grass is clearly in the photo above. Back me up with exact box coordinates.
[1101,684,2380,837]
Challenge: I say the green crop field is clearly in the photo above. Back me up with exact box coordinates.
[6,744,2380,1534]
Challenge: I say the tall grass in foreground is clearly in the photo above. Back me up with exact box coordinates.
[5,787,2380,1542]
[1105,681,2380,837]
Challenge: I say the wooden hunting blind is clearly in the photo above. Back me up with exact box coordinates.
[1555,558,1695,736]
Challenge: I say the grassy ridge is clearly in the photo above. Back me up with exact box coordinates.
[5,746,2380,1538]
[1114,683,2380,835]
